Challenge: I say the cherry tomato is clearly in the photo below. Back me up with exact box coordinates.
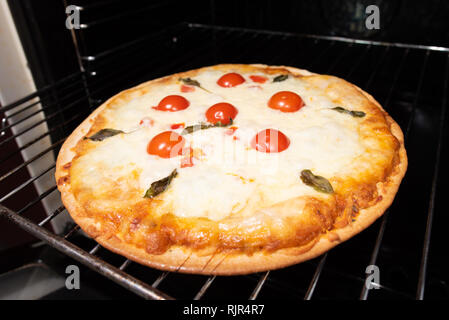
[268,91,304,113]
[180,85,195,93]
[205,102,238,125]
[249,75,268,83]
[250,129,290,153]
[152,95,190,112]
[170,123,185,130]
[217,73,245,87]
[147,131,185,158]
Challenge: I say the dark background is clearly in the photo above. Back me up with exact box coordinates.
[7,0,449,91]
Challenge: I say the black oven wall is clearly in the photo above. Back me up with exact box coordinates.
[212,0,449,47]
[9,0,449,96]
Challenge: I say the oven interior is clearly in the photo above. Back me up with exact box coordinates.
[0,0,448,300]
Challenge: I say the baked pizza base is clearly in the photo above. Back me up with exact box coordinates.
[55,65,407,275]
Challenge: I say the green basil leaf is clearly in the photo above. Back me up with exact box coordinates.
[144,169,178,199]
[179,77,201,87]
[181,118,233,135]
[331,106,366,118]
[181,123,213,135]
[331,106,347,113]
[179,77,211,93]
[300,169,334,194]
[350,110,366,118]
[273,75,289,82]
[85,129,124,141]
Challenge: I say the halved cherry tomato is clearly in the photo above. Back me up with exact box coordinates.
[217,73,245,87]
[152,95,190,112]
[139,117,154,127]
[249,75,268,83]
[181,85,195,93]
[170,123,185,130]
[250,129,290,153]
[147,131,185,158]
[205,102,238,125]
[268,91,304,113]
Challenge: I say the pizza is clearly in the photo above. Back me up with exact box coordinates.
[55,64,407,275]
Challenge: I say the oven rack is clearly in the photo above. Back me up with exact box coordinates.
[1,23,448,300]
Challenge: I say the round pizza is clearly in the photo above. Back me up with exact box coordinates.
[55,64,407,275]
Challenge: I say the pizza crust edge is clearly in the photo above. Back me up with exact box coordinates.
[55,64,407,275]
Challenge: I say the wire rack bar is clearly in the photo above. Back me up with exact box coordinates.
[0,163,55,203]
[0,111,86,165]
[359,211,390,300]
[2,74,88,122]
[1,76,118,151]
[304,254,327,300]
[416,52,449,299]
[119,259,131,271]
[152,271,169,288]
[189,23,449,52]
[63,225,80,239]
[2,99,41,121]
[89,244,101,255]
[17,185,58,215]
[0,72,83,113]
[1,84,89,133]
[0,204,173,300]
[361,48,429,300]
[38,205,66,227]
[0,137,65,183]
[194,276,216,300]
[359,48,410,300]
[0,93,87,148]
[249,271,270,300]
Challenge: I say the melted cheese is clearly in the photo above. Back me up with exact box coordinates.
[72,69,374,221]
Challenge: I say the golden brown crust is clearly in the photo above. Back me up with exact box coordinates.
[56,64,407,275]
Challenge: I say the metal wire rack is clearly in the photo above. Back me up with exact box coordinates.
[1,21,448,300]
